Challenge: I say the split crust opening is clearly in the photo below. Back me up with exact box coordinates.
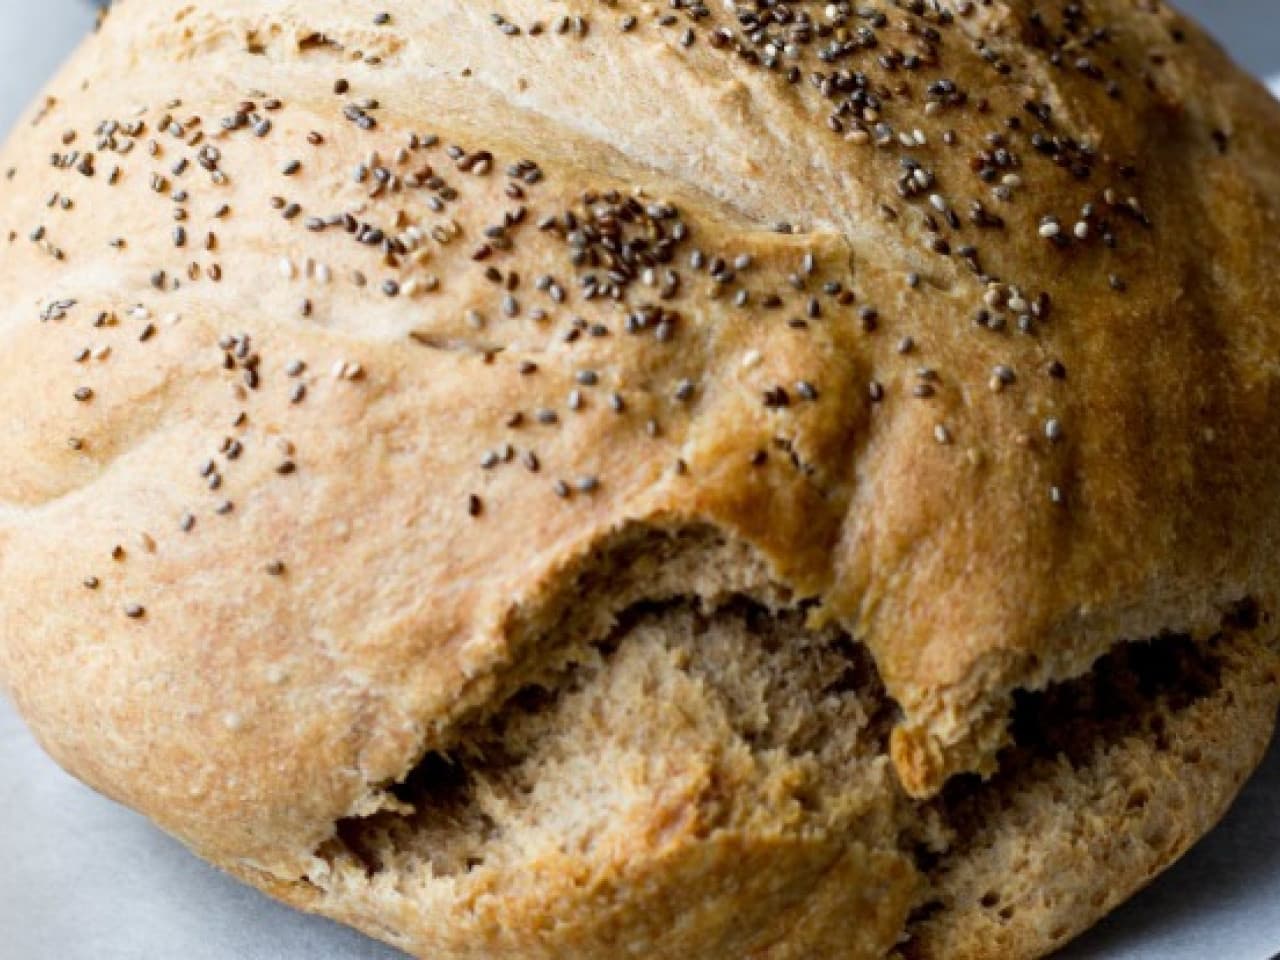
[309,528,1275,958]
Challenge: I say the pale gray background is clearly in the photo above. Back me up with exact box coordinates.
[0,2,1278,958]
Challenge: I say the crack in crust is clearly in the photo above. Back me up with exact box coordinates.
[307,587,1277,960]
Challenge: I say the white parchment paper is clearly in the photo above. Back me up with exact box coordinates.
[0,3,1278,958]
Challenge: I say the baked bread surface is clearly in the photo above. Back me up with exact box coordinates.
[1,1,1278,957]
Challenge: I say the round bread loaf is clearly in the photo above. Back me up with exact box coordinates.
[1,1,1278,957]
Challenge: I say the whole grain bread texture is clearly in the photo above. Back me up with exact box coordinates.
[1,1,1279,957]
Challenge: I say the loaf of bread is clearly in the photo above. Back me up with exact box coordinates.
[2,1,1278,957]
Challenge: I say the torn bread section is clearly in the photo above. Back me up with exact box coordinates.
[286,582,1276,960]
[309,600,918,959]
[900,602,1280,960]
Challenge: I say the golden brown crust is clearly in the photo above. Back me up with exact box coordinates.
[1,1,1278,957]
